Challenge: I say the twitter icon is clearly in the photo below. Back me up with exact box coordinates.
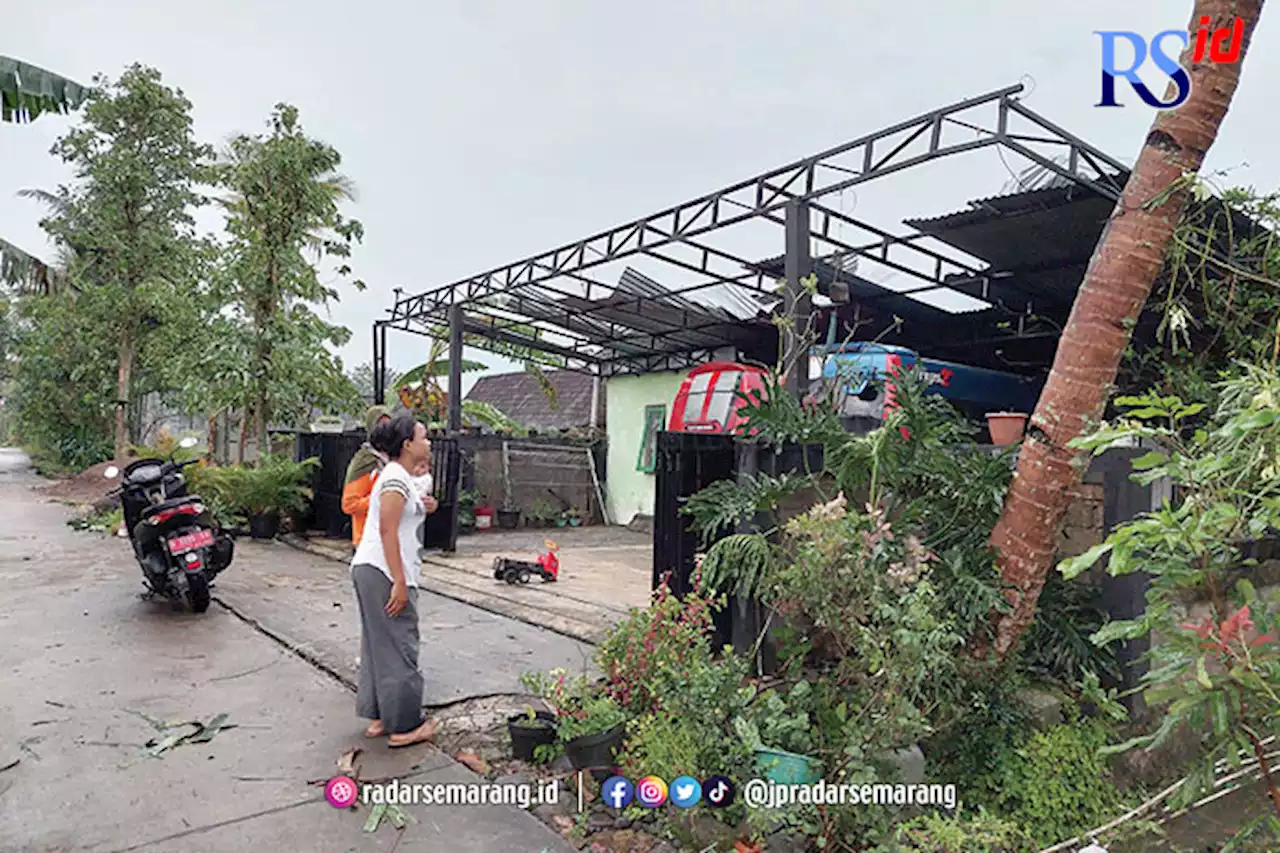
[669,776,702,808]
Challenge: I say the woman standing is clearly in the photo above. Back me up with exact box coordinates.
[341,405,392,546]
[351,412,440,746]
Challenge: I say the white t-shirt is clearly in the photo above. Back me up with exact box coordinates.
[351,461,424,588]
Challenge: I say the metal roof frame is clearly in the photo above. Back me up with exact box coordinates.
[375,82,1129,401]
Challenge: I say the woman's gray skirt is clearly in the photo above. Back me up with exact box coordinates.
[352,563,424,734]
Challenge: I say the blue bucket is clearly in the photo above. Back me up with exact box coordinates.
[754,747,822,784]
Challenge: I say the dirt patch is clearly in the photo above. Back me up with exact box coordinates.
[32,461,125,506]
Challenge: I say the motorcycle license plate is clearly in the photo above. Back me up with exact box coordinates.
[168,529,214,554]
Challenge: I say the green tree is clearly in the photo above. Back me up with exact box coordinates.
[216,103,364,453]
[28,64,212,460]
[347,361,397,409]
[10,289,118,468]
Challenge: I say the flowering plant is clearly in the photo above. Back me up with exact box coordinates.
[595,575,722,715]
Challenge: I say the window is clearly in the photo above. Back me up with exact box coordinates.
[681,372,712,424]
[703,370,743,426]
[636,404,666,473]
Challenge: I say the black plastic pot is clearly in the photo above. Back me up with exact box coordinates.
[508,711,557,761]
[497,509,520,530]
[564,724,625,781]
[248,511,280,540]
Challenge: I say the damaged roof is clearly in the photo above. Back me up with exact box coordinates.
[464,370,602,429]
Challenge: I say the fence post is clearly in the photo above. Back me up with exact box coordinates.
[1095,446,1170,721]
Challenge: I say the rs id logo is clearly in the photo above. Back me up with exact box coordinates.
[1096,15,1245,109]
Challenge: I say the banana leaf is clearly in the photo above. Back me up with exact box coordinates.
[0,57,90,124]
[0,238,70,295]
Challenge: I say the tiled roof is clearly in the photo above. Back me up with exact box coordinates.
[464,370,601,429]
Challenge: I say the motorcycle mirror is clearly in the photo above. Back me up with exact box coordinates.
[103,466,120,479]
[179,436,199,449]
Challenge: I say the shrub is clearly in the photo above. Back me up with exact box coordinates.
[219,453,318,516]
[985,716,1128,848]
[875,810,1035,853]
[595,577,721,716]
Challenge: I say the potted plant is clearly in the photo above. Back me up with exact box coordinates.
[986,411,1028,446]
[496,499,521,530]
[472,493,495,531]
[224,454,319,539]
[457,489,478,534]
[506,705,557,762]
[565,506,583,527]
[734,705,822,784]
[521,669,627,780]
[558,695,626,780]
[526,498,557,529]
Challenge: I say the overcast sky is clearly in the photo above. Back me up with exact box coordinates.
[5,0,1278,395]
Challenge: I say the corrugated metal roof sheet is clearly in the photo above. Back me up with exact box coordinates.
[616,267,777,321]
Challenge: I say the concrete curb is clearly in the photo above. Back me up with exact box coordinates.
[278,534,604,645]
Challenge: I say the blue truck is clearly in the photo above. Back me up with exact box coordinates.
[811,342,1043,430]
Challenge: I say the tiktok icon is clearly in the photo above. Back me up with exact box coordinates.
[702,776,736,808]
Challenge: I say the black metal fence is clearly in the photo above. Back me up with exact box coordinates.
[652,431,737,645]
[294,431,461,552]
[296,430,366,538]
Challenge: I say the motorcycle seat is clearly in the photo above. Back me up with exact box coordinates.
[140,495,202,520]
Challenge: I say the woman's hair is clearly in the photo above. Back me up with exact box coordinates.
[370,412,420,459]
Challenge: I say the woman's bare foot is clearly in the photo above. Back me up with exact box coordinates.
[388,719,439,748]
[364,721,385,738]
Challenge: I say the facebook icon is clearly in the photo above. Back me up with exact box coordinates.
[601,776,634,809]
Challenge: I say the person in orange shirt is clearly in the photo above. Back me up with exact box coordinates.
[342,405,392,546]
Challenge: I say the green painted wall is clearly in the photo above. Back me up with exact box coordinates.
[605,371,685,524]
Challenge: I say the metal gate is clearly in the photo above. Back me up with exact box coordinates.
[421,437,460,553]
[296,431,366,538]
[294,431,461,552]
[652,430,736,590]
[652,430,736,646]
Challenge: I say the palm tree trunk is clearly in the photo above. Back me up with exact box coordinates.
[988,0,1265,659]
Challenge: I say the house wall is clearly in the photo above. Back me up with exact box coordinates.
[605,370,685,525]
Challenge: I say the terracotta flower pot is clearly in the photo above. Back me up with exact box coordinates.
[986,412,1028,446]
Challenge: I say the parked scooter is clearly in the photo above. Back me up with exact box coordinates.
[103,437,234,613]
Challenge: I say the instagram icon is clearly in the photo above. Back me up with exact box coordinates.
[635,776,668,808]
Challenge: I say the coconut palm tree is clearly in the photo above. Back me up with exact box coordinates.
[987,0,1266,659]
[0,57,89,124]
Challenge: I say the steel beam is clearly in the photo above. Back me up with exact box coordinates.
[391,84,1037,320]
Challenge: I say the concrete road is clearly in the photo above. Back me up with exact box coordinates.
[216,539,597,705]
[0,449,574,853]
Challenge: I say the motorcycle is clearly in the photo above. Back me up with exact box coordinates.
[103,437,235,613]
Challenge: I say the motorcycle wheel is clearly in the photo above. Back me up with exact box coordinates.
[186,571,211,613]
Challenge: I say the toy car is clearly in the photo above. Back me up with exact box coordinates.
[493,539,560,584]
